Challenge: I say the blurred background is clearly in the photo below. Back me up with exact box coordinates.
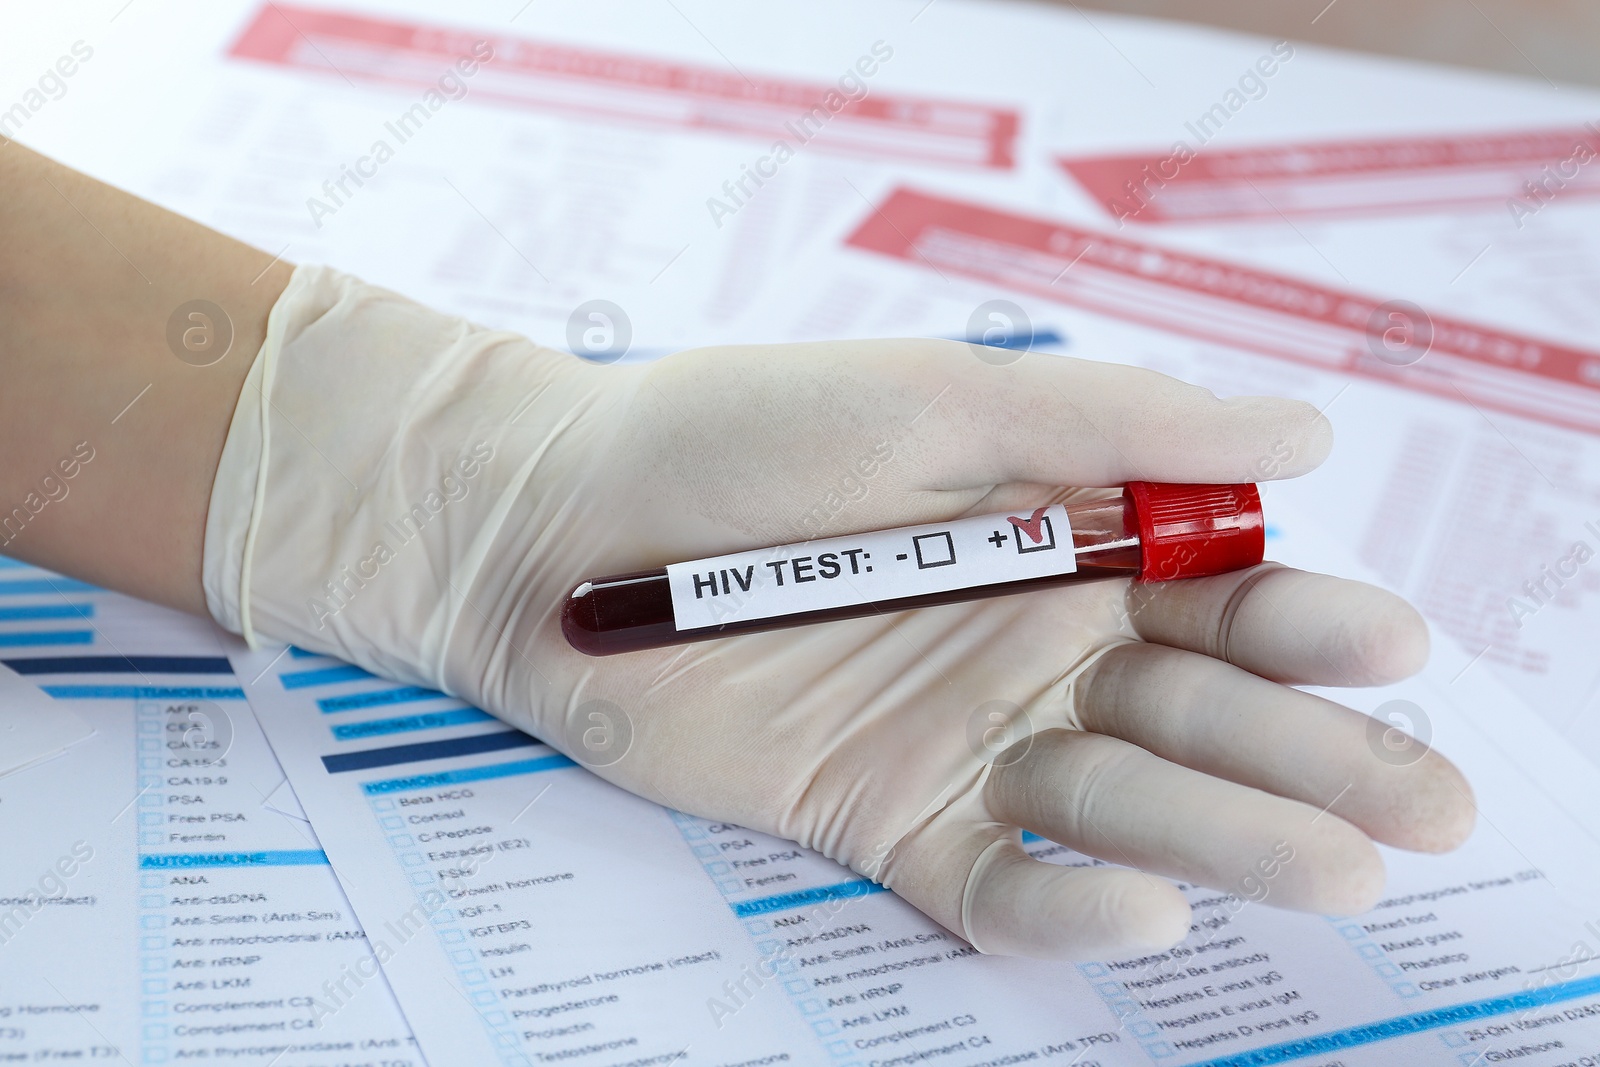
[1066,0,1600,87]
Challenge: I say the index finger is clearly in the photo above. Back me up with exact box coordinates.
[889,342,1333,488]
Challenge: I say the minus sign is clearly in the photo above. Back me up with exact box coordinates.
[896,553,907,561]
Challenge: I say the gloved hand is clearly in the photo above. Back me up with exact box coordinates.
[204,265,1474,960]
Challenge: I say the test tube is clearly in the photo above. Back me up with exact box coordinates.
[562,481,1263,656]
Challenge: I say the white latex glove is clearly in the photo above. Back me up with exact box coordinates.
[205,265,1474,960]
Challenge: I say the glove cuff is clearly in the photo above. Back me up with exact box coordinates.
[199,262,597,695]
[203,263,333,646]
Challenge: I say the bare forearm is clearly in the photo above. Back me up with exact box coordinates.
[0,143,291,613]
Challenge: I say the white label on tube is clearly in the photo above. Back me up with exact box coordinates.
[666,505,1076,630]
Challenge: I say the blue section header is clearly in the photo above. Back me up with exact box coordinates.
[0,578,97,596]
[281,664,375,690]
[322,729,539,774]
[4,654,232,675]
[959,329,1065,351]
[318,685,446,714]
[332,708,493,741]
[0,604,92,621]
[42,685,247,701]
[732,880,889,918]
[139,850,329,869]
[361,753,575,795]
[0,631,94,648]
[1187,973,1600,1066]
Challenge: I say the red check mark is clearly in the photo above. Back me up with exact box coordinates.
[1006,506,1050,544]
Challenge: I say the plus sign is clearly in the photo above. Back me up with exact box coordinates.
[987,530,1008,548]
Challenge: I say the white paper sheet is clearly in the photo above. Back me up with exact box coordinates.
[0,558,418,1065]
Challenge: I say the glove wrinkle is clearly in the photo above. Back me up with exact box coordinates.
[960,835,1015,954]
[1214,563,1285,669]
[1049,637,1138,732]
[887,639,1131,951]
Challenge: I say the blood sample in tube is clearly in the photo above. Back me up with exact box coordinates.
[562,482,1263,656]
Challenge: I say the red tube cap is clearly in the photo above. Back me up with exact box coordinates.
[1124,482,1264,583]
